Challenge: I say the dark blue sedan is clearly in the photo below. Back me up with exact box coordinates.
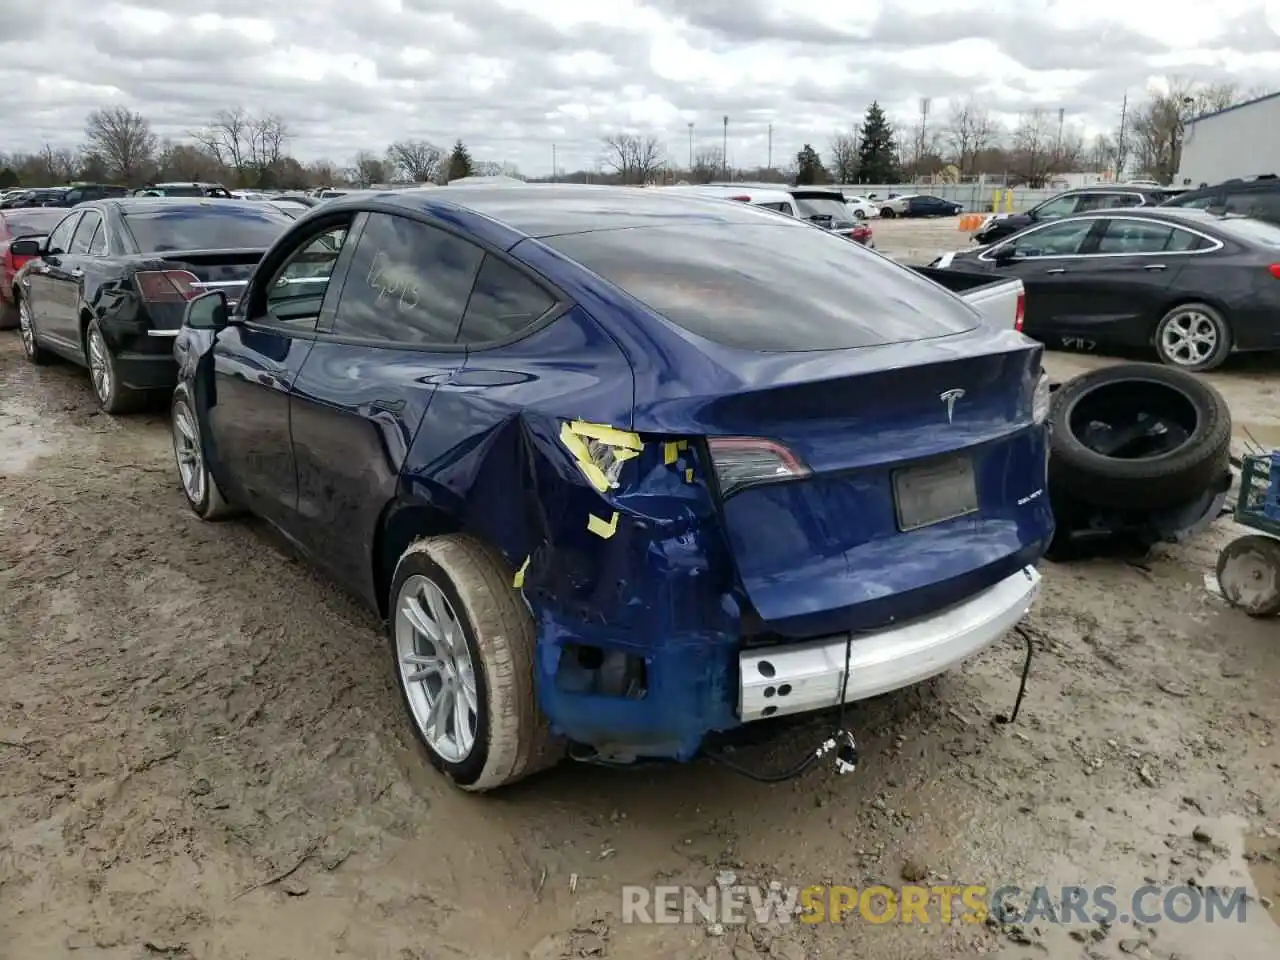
[170,185,1053,791]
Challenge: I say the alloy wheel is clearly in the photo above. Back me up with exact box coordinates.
[18,299,36,357]
[394,574,479,763]
[87,326,111,402]
[172,399,206,506]
[1159,310,1219,368]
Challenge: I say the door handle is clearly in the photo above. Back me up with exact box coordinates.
[1044,268,1066,275]
[1143,264,1167,271]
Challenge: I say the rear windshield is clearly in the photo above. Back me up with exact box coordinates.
[156,186,206,197]
[2,209,66,237]
[793,196,850,220]
[1216,216,1280,247]
[544,224,979,351]
[122,206,292,252]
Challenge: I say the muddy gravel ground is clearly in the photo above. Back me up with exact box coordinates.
[2,332,1280,960]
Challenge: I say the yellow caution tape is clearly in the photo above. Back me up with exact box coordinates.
[512,555,530,588]
[587,511,619,538]
[559,423,612,492]
[664,441,679,465]
[685,468,694,483]
[566,420,643,450]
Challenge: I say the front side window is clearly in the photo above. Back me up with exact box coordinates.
[1003,219,1096,258]
[45,214,80,254]
[265,222,352,324]
[1032,194,1081,219]
[87,223,108,256]
[332,213,484,345]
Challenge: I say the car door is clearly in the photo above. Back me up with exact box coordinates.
[44,209,101,347]
[25,212,81,351]
[977,217,1104,337]
[207,215,358,528]
[286,210,482,597]
[1049,217,1201,349]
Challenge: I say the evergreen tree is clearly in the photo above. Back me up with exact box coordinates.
[446,139,474,182]
[856,102,900,182]
[794,144,829,185]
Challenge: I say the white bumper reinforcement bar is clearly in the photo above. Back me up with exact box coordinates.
[739,566,1041,722]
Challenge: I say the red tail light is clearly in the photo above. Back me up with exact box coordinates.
[707,437,810,497]
[135,269,200,302]
[1269,264,1280,279]
[1014,291,1026,332]
[727,195,752,202]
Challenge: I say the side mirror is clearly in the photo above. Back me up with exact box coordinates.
[992,246,1018,264]
[9,238,44,257]
[184,290,229,330]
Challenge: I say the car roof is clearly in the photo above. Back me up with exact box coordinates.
[322,183,806,239]
[81,197,292,216]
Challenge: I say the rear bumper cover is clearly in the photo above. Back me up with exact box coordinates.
[739,565,1040,722]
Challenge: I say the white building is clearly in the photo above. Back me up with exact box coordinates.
[1175,92,1280,187]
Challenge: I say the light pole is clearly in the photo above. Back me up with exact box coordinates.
[687,122,693,171]
[722,115,728,180]
[1173,95,1195,185]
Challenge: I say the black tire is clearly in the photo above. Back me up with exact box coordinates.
[1216,535,1280,617]
[1153,302,1231,372]
[881,208,896,219]
[389,535,561,791]
[853,209,866,220]
[85,318,144,414]
[171,384,236,520]
[0,295,17,330]
[1048,362,1231,511]
[17,295,53,365]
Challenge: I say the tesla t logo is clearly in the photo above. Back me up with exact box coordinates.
[940,388,965,424]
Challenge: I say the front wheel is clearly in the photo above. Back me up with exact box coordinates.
[389,535,560,791]
[853,209,866,220]
[1154,303,1231,372]
[171,384,236,520]
[880,208,896,219]
[18,297,53,365]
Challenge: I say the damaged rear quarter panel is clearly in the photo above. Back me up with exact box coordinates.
[396,303,743,759]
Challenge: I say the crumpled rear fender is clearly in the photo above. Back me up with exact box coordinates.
[401,410,746,760]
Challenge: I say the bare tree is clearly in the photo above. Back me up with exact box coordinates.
[84,107,156,184]
[1086,133,1114,173]
[600,133,664,185]
[690,148,724,183]
[1011,109,1052,185]
[945,99,996,176]
[37,144,77,183]
[387,139,443,182]
[351,151,387,186]
[191,108,289,185]
[828,132,858,183]
[898,123,943,179]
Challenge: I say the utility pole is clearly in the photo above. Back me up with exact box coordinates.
[1057,108,1065,151]
[1115,92,1128,181]
[767,123,773,171]
[722,116,729,179]
[687,122,693,171]
[917,97,931,169]
[551,143,557,183]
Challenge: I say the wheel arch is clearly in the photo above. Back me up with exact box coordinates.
[372,499,465,620]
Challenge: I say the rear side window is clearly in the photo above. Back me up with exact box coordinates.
[457,255,556,344]
[544,224,979,352]
[123,206,291,252]
[332,212,484,345]
[69,211,101,253]
[1224,190,1280,221]
[1095,220,1200,254]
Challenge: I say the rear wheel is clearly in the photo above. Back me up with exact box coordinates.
[389,535,560,791]
[1154,302,1231,372]
[853,209,866,220]
[18,297,52,365]
[881,207,896,219]
[86,319,144,414]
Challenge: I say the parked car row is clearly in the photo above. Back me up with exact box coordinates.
[4,184,1052,792]
[936,205,1280,371]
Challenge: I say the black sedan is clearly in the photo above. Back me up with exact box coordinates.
[932,208,1280,371]
[903,194,963,217]
[12,198,293,412]
[972,185,1178,246]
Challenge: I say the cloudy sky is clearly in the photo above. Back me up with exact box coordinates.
[3,0,1280,175]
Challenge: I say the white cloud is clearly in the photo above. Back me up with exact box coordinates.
[1,0,1277,175]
